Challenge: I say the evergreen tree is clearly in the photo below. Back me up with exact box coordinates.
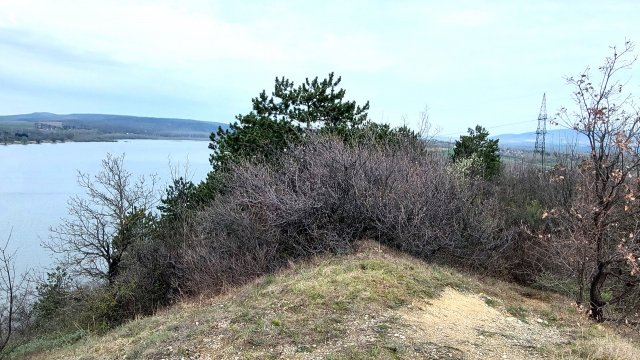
[207,73,369,177]
[452,125,501,179]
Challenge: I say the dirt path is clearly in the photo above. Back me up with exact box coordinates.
[396,288,571,359]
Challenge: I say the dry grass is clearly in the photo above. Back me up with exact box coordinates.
[583,336,640,360]
[15,241,640,359]
[547,327,640,360]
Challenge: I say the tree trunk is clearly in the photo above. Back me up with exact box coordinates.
[107,255,121,285]
[589,261,608,322]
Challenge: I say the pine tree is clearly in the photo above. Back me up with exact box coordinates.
[452,125,501,179]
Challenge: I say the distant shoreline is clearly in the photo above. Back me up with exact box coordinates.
[1,136,210,146]
[0,112,226,145]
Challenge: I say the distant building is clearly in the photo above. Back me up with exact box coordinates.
[35,121,64,130]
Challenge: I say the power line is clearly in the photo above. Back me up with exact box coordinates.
[438,119,538,138]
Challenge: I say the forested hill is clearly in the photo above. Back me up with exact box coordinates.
[0,112,228,143]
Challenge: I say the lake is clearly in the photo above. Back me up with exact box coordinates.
[0,140,212,275]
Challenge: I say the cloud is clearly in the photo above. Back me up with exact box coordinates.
[0,0,393,73]
[0,28,122,68]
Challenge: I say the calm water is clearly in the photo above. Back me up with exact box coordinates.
[0,140,212,274]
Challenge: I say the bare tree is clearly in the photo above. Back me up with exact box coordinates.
[46,153,158,284]
[555,40,640,321]
[0,231,30,355]
[417,105,441,143]
[399,105,441,143]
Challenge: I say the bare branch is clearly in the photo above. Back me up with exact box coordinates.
[44,153,158,284]
[553,41,640,322]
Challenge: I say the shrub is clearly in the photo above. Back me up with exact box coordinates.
[181,135,518,294]
[452,125,501,179]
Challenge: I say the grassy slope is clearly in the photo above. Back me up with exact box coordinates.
[14,242,640,360]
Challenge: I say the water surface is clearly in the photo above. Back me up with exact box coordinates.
[0,140,211,274]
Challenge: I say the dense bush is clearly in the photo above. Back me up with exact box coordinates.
[180,135,523,293]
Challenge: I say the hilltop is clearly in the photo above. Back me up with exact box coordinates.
[0,112,228,143]
[13,242,639,359]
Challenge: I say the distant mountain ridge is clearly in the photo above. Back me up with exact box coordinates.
[0,112,229,142]
[493,128,589,151]
[437,128,589,152]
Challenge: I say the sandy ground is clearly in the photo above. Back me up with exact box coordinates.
[396,288,571,359]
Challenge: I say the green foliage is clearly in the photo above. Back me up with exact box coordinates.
[505,304,528,322]
[33,267,71,324]
[82,287,122,331]
[483,297,499,308]
[524,200,543,226]
[600,289,613,303]
[109,208,156,281]
[7,329,88,358]
[336,122,421,149]
[113,209,156,254]
[452,125,501,179]
[157,175,203,246]
[253,72,369,131]
[205,73,370,199]
[449,153,483,184]
[31,282,128,337]
[209,114,302,173]
[158,177,200,221]
[502,198,545,228]
[533,272,581,298]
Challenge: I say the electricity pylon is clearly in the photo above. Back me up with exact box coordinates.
[534,93,547,168]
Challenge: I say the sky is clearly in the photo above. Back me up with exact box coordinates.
[1,0,639,138]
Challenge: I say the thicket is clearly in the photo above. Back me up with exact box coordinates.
[184,135,529,292]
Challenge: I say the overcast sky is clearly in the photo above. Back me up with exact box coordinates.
[1,0,639,137]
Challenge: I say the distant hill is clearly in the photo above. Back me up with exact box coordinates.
[0,112,229,143]
[493,128,589,152]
